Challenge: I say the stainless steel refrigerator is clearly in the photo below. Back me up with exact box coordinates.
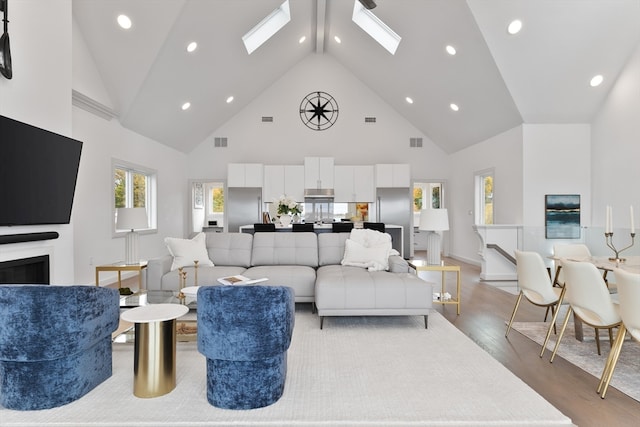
[226,187,263,232]
[376,187,413,259]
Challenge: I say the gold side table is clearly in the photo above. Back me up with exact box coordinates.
[120,304,189,398]
[408,260,461,315]
[95,261,147,289]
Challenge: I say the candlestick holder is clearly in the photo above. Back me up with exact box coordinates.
[604,232,635,262]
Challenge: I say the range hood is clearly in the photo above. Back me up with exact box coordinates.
[304,188,334,198]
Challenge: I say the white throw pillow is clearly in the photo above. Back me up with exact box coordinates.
[164,232,214,271]
[341,238,391,272]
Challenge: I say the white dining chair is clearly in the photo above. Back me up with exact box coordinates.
[506,251,565,350]
[552,244,592,287]
[597,268,640,399]
[549,260,621,363]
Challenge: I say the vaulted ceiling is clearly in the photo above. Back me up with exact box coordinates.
[72,0,640,154]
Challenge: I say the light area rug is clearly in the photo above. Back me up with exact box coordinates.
[511,313,640,403]
[2,307,572,427]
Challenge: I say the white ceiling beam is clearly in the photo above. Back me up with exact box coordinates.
[315,0,326,53]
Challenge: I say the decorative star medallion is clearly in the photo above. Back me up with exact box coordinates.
[299,91,339,131]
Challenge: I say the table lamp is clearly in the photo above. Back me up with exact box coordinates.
[419,209,449,265]
[116,207,148,265]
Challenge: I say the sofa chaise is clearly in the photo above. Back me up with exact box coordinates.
[147,231,433,326]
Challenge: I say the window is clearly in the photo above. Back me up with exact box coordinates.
[207,182,225,226]
[113,160,157,232]
[475,170,494,225]
[413,182,443,212]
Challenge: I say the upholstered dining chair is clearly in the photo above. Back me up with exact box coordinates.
[506,251,565,352]
[549,260,621,363]
[292,223,314,232]
[552,244,597,287]
[0,285,119,410]
[254,223,276,232]
[597,268,640,398]
[197,285,295,409]
[332,222,354,233]
[363,222,385,233]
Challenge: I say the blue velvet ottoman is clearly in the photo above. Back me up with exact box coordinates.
[0,285,119,410]
[197,285,295,409]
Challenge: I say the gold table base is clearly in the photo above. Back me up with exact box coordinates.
[133,319,178,398]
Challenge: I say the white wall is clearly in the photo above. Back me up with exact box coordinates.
[590,42,640,256]
[71,19,188,285]
[187,54,450,181]
[592,43,640,229]
[521,124,591,256]
[71,109,187,285]
[0,1,76,283]
[448,126,524,264]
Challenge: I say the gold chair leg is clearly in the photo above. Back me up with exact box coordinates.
[598,327,626,399]
[544,306,550,322]
[541,287,565,358]
[506,291,524,337]
[550,306,573,363]
[595,328,601,355]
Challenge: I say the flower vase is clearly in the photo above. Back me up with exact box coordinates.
[292,213,301,224]
[279,214,292,227]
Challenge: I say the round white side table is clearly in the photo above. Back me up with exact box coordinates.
[121,304,189,398]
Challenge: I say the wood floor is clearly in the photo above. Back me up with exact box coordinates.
[424,255,640,427]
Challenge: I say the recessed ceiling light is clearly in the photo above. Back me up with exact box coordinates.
[117,14,132,30]
[186,41,198,53]
[450,103,459,112]
[226,96,234,104]
[590,74,604,87]
[405,97,414,104]
[181,102,191,111]
[334,36,342,44]
[299,36,306,44]
[445,45,456,55]
[507,19,522,35]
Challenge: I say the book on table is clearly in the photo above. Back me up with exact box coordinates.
[217,275,268,286]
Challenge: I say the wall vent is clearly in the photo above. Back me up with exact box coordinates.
[214,137,228,147]
[410,137,423,148]
[262,116,274,122]
[364,117,377,123]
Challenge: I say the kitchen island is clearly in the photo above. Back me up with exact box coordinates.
[239,223,405,258]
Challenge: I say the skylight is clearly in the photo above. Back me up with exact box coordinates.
[242,0,291,55]
[352,1,401,55]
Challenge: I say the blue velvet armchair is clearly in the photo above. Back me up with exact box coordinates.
[0,285,119,410]
[197,285,295,409]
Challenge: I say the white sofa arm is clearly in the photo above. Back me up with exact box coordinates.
[146,255,172,291]
[388,255,409,273]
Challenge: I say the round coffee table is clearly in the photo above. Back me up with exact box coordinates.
[120,304,189,398]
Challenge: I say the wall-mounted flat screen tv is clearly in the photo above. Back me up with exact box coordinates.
[0,115,83,226]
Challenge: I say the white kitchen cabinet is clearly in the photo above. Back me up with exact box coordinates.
[304,157,334,189]
[227,163,263,187]
[264,165,304,202]
[375,164,410,188]
[263,165,284,202]
[334,165,374,202]
[284,165,305,201]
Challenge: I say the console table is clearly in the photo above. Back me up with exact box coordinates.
[408,260,461,315]
[95,261,147,289]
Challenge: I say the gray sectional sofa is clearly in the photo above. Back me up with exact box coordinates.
[146,232,433,326]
